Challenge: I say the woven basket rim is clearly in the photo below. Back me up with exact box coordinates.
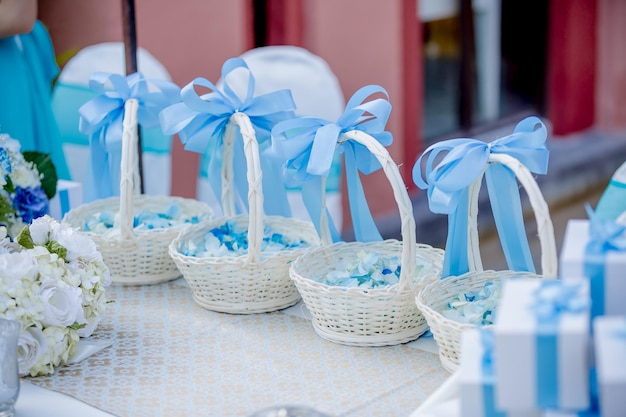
[415,152,557,370]
[61,100,213,286]
[286,129,445,346]
[64,195,214,239]
[170,214,320,263]
[291,240,444,297]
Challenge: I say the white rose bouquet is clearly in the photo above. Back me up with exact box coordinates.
[0,216,110,376]
[0,133,57,238]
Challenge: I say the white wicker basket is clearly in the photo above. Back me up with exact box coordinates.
[169,112,320,314]
[415,153,557,373]
[290,130,445,347]
[63,99,214,285]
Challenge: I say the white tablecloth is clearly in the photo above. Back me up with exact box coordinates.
[22,279,450,417]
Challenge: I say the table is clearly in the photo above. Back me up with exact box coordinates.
[23,279,450,417]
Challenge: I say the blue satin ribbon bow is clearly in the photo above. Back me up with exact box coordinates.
[584,204,626,319]
[159,58,296,216]
[412,116,549,277]
[270,85,393,242]
[78,72,180,201]
[531,280,589,409]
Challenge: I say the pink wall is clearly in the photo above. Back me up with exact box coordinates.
[596,0,626,131]
[39,0,420,233]
[301,0,419,228]
[39,0,254,199]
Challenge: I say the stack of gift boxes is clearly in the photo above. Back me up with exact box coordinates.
[458,216,626,417]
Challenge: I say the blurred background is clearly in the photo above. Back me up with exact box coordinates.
[38,0,626,268]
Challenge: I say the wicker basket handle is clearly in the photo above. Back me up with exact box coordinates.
[466,153,557,277]
[317,130,417,291]
[219,112,264,263]
[119,98,141,241]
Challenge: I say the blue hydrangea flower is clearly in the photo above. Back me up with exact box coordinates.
[12,186,49,224]
[0,147,11,175]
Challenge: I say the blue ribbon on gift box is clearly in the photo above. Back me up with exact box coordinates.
[270,85,393,243]
[584,205,626,320]
[79,72,180,201]
[531,280,589,408]
[412,117,549,278]
[160,58,297,217]
[59,188,70,217]
[479,329,506,417]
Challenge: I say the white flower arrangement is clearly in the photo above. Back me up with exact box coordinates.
[0,133,57,238]
[0,215,110,376]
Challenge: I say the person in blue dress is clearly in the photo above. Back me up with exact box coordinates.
[0,0,70,180]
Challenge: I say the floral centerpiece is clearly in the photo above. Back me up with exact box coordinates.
[0,133,57,237]
[0,215,110,376]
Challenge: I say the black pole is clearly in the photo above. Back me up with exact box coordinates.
[459,0,476,132]
[121,0,145,194]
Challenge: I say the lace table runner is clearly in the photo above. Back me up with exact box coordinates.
[26,279,449,417]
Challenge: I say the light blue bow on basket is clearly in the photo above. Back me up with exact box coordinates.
[159,57,296,217]
[270,84,393,243]
[79,72,180,201]
[412,116,549,277]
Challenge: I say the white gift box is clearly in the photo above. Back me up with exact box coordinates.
[459,328,540,417]
[48,180,83,221]
[560,219,626,319]
[494,278,590,412]
[542,410,599,417]
[593,316,626,417]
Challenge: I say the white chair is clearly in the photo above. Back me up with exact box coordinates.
[51,42,174,200]
[198,45,346,230]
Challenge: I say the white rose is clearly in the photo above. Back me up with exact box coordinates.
[39,278,83,328]
[43,326,77,368]
[28,217,52,245]
[0,251,38,282]
[11,162,41,188]
[0,226,11,253]
[0,135,21,153]
[77,315,101,338]
[17,326,48,376]
[53,227,101,262]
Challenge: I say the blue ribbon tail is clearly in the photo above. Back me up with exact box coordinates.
[301,179,324,237]
[485,164,535,273]
[87,131,113,200]
[325,207,341,242]
[260,153,291,217]
[207,139,223,212]
[232,132,250,214]
[442,187,470,277]
[344,147,382,242]
[301,179,342,243]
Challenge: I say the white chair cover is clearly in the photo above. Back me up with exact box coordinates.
[51,42,174,200]
[198,45,345,230]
